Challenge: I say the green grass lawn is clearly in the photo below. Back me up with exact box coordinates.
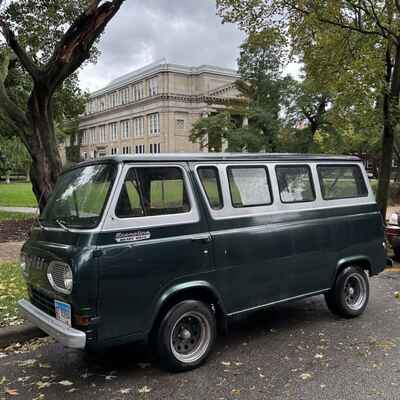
[0,263,26,328]
[0,211,37,222]
[0,183,37,208]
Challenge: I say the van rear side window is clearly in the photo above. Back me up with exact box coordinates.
[317,165,368,200]
[197,167,223,210]
[276,165,315,203]
[227,166,272,208]
[116,167,190,218]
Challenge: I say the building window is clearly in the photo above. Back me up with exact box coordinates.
[150,143,161,154]
[134,82,144,101]
[148,77,159,96]
[99,125,107,143]
[176,119,185,129]
[122,146,131,154]
[121,120,130,140]
[133,117,144,138]
[111,147,119,155]
[110,123,118,141]
[148,113,160,136]
[135,144,145,154]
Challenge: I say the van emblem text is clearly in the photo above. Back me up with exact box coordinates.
[115,231,151,243]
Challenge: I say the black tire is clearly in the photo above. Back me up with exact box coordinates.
[325,266,369,318]
[156,300,216,372]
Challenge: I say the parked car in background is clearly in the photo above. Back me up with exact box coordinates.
[385,212,400,259]
[18,153,387,372]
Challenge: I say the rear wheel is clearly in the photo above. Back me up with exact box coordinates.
[325,266,369,318]
[156,300,216,372]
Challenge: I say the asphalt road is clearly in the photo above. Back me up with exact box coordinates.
[0,271,399,400]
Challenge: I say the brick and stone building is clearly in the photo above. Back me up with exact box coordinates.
[77,61,242,159]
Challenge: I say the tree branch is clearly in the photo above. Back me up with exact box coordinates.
[283,0,387,39]
[44,0,126,92]
[0,17,41,80]
[361,0,398,40]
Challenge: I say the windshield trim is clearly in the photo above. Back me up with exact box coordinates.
[39,163,121,232]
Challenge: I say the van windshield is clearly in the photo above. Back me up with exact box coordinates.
[40,164,117,229]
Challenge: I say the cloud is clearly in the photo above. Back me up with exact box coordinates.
[78,0,244,92]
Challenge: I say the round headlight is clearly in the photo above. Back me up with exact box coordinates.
[388,213,399,226]
[20,254,27,275]
[64,267,73,291]
[47,262,73,294]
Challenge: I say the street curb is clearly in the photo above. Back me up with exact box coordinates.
[385,267,400,273]
[0,322,46,348]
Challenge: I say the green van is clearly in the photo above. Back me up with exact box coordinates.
[18,153,387,371]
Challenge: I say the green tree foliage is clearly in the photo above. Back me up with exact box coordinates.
[190,112,235,152]
[0,0,125,210]
[217,0,400,217]
[0,136,30,179]
[235,31,287,151]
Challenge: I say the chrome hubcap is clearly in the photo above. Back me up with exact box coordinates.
[170,311,211,363]
[344,273,367,311]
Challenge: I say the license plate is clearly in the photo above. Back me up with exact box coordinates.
[54,301,71,327]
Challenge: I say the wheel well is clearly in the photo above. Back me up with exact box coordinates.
[336,259,372,278]
[151,287,225,336]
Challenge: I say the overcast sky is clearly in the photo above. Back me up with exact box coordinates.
[78,0,245,93]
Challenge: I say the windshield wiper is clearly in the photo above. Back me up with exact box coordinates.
[55,219,72,233]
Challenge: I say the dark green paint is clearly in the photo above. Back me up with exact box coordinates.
[22,158,386,349]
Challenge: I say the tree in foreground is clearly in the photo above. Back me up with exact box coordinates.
[217,0,400,218]
[0,0,126,210]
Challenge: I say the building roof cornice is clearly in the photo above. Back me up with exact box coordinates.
[89,61,239,98]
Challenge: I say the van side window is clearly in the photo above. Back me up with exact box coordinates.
[197,167,223,210]
[317,165,368,200]
[227,166,272,208]
[276,165,315,203]
[116,167,190,218]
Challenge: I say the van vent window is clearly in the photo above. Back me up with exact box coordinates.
[227,166,272,208]
[116,167,190,218]
[276,165,315,203]
[317,165,368,200]
[198,167,223,210]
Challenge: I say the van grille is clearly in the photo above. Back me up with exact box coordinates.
[47,262,70,293]
[30,287,56,317]
[26,255,47,273]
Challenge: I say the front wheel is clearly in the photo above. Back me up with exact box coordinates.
[325,266,369,318]
[156,300,216,372]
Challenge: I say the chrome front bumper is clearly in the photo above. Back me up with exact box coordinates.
[18,299,86,349]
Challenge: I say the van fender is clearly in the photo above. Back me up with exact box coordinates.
[334,255,372,281]
[150,280,226,331]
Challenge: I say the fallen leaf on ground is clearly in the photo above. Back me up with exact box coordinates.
[5,388,19,396]
[17,359,36,367]
[300,372,313,380]
[138,385,152,394]
[59,380,73,386]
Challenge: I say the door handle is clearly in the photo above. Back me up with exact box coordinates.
[191,235,212,244]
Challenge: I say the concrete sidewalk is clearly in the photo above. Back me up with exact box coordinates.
[0,241,23,263]
[0,206,38,214]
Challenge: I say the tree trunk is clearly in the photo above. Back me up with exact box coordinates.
[26,85,62,212]
[376,115,394,220]
[376,43,400,221]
